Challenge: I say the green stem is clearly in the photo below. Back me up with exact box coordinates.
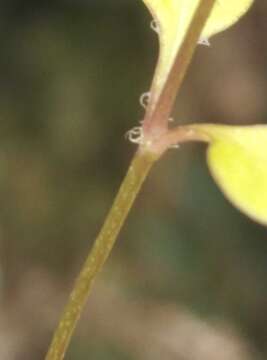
[143,0,216,136]
[45,1,216,358]
[45,149,157,360]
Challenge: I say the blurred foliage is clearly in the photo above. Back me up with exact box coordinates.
[0,1,266,359]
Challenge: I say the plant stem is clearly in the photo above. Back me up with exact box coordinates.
[45,149,157,360]
[45,1,217,359]
[143,0,216,137]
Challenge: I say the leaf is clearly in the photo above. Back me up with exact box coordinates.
[191,124,267,226]
[142,0,254,100]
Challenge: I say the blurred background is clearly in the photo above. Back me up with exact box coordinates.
[0,1,266,359]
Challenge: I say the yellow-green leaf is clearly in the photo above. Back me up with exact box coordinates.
[142,0,254,102]
[191,124,267,226]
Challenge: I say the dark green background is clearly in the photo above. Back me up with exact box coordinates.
[0,1,266,359]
